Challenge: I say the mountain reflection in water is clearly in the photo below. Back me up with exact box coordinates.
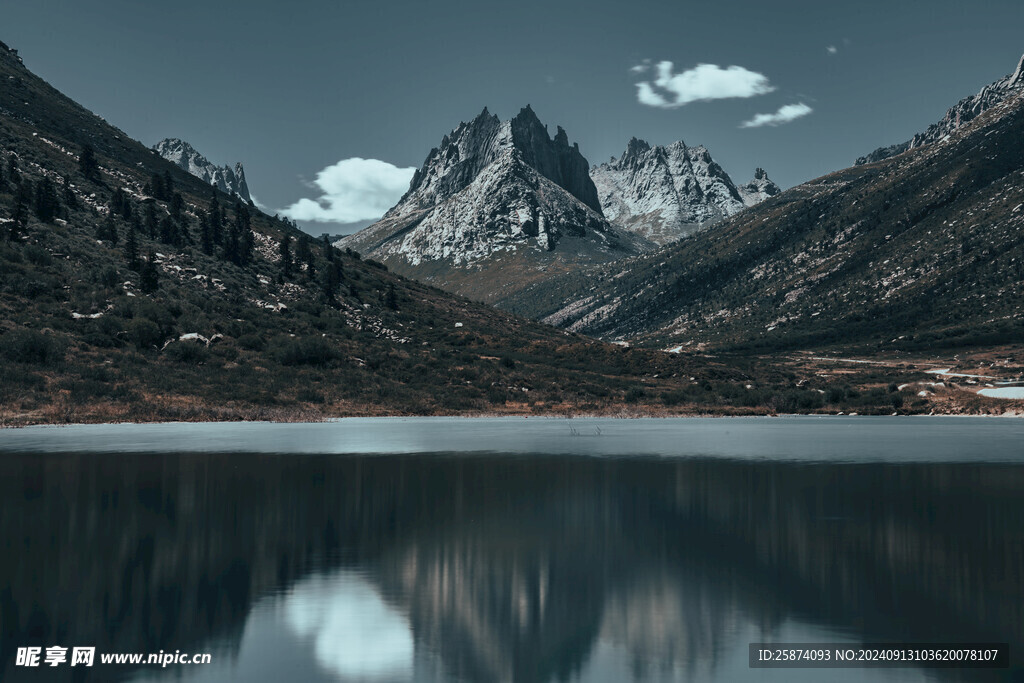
[0,450,1021,682]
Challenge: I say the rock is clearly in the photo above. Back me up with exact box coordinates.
[153,138,251,202]
[856,53,1024,165]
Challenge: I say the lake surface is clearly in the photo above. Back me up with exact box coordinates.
[1,417,1022,682]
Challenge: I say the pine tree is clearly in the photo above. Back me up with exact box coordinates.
[159,216,176,244]
[98,213,118,244]
[33,177,59,223]
[144,203,159,239]
[322,235,335,262]
[207,194,223,245]
[78,144,99,181]
[199,213,213,255]
[162,170,174,199]
[170,192,184,223]
[140,252,159,293]
[124,223,140,271]
[385,283,398,310]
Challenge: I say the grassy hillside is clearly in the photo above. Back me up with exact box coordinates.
[515,91,1024,358]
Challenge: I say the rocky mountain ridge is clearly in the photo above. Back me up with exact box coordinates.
[517,83,1024,354]
[153,138,251,203]
[856,53,1024,165]
[590,138,778,245]
[339,106,645,303]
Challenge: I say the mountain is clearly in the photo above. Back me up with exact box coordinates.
[856,53,1024,165]
[338,106,648,304]
[516,70,1024,359]
[154,137,251,203]
[0,43,739,423]
[589,138,777,245]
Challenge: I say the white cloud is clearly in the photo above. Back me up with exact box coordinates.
[740,102,813,128]
[634,61,775,108]
[629,62,650,74]
[826,45,838,55]
[282,157,415,224]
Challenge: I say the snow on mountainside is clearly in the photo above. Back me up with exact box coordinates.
[856,53,1024,165]
[590,138,778,245]
[339,106,646,302]
[153,138,251,203]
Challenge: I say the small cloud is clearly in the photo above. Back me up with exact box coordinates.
[282,158,415,224]
[634,61,775,108]
[740,102,813,128]
[629,61,650,74]
[826,45,838,55]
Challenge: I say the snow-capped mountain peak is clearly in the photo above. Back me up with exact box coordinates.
[153,138,251,203]
[590,138,774,245]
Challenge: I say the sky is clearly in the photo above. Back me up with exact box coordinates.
[4,0,1023,235]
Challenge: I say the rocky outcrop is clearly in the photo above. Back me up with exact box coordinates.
[737,167,781,207]
[590,138,775,245]
[856,53,1024,165]
[153,138,251,202]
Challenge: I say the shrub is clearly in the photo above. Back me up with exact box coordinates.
[127,318,162,349]
[164,341,209,364]
[271,336,337,366]
[237,334,265,351]
[0,329,66,365]
[624,387,645,403]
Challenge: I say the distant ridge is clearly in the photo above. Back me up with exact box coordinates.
[154,138,251,203]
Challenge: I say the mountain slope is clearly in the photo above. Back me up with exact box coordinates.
[339,107,648,305]
[521,83,1024,355]
[154,138,251,202]
[856,53,1024,165]
[589,138,777,245]
[0,43,746,423]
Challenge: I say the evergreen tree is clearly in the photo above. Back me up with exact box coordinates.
[98,213,118,244]
[139,252,160,293]
[144,203,159,239]
[207,194,223,245]
[322,235,335,262]
[162,170,174,199]
[146,172,165,201]
[170,192,184,223]
[33,177,60,223]
[385,283,398,310]
[159,216,177,244]
[124,223,140,271]
[78,144,99,181]
[6,155,18,186]
[199,213,213,255]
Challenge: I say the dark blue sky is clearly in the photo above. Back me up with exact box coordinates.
[4,0,1023,233]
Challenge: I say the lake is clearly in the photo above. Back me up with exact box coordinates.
[0,417,1022,682]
